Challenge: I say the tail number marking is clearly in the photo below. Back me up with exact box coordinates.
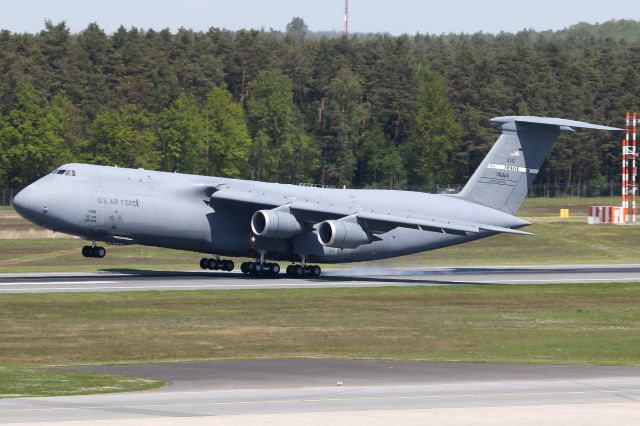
[487,163,539,174]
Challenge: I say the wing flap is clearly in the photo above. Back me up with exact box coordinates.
[357,211,532,236]
[357,211,479,235]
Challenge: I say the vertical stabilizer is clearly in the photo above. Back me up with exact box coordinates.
[457,116,621,214]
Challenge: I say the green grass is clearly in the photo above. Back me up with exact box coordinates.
[0,368,164,398]
[393,221,640,266]
[1,285,639,367]
[517,196,619,218]
[0,238,203,272]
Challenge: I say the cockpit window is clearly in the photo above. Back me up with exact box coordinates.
[53,169,76,176]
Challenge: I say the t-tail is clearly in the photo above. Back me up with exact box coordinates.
[457,116,622,214]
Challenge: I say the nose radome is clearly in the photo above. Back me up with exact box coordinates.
[12,188,26,213]
[12,187,40,220]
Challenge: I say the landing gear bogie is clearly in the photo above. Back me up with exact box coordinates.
[241,261,280,277]
[82,245,106,258]
[285,264,321,277]
[200,257,234,272]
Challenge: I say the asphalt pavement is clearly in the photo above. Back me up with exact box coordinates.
[2,359,640,424]
[1,264,640,293]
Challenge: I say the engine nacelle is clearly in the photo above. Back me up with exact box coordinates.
[251,209,303,239]
[317,220,371,249]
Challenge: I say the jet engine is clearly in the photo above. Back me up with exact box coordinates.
[251,209,303,239]
[317,220,371,249]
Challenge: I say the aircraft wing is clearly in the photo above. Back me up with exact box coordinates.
[210,187,532,236]
[209,187,294,210]
[355,211,533,236]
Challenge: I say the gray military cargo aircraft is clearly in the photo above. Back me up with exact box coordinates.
[13,116,620,277]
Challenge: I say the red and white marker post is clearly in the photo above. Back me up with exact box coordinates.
[632,112,637,223]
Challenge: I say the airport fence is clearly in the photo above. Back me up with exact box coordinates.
[0,183,624,207]
[369,183,622,197]
[1,189,18,206]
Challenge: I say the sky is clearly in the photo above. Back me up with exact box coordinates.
[1,0,638,35]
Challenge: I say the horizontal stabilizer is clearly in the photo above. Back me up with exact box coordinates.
[491,116,622,132]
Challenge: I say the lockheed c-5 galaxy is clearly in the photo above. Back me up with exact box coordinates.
[13,116,620,277]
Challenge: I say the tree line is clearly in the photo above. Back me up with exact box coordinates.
[1,19,639,190]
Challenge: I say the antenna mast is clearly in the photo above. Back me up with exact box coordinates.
[344,0,349,35]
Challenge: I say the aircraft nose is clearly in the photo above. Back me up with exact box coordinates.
[12,187,44,220]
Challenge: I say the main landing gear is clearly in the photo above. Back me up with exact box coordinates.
[82,244,105,258]
[240,261,280,277]
[285,255,321,277]
[200,252,322,278]
[199,257,235,272]
[239,262,321,277]
[285,264,321,277]
[240,252,322,278]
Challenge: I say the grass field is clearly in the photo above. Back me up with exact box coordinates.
[516,196,619,218]
[1,284,639,368]
[1,197,638,272]
[0,368,163,398]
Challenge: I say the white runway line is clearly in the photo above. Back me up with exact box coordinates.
[0,281,118,286]
[458,278,640,283]
[0,282,355,292]
[2,387,639,414]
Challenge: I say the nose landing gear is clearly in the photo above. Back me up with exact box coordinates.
[82,244,106,258]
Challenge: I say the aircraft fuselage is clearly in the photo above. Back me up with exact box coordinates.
[13,163,526,263]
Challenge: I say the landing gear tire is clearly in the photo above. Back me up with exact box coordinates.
[200,258,209,270]
[207,258,219,270]
[310,265,321,277]
[82,246,91,257]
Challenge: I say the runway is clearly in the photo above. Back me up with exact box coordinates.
[2,359,640,424]
[1,264,640,293]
